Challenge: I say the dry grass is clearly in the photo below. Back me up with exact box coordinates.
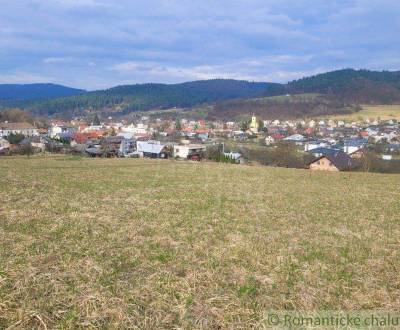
[321,104,400,121]
[1,156,400,329]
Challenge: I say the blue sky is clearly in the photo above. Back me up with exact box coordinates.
[0,0,399,90]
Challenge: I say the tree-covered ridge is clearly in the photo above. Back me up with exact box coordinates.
[1,69,400,117]
[21,80,275,115]
[0,83,85,100]
[280,69,400,103]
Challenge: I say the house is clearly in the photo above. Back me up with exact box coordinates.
[173,144,206,160]
[29,136,46,152]
[0,137,10,148]
[304,140,329,152]
[121,123,148,135]
[343,138,367,154]
[85,142,103,157]
[49,124,76,139]
[232,131,247,141]
[309,150,359,171]
[119,138,136,156]
[137,141,169,158]
[272,133,284,141]
[197,133,209,141]
[0,122,38,138]
[72,132,89,145]
[0,138,10,152]
[349,149,364,159]
[306,147,342,158]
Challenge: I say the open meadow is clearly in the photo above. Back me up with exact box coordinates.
[322,104,400,121]
[1,156,400,328]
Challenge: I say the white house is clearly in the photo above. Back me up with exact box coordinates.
[83,125,103,132]
[304,140,329,152]
[0,138,10,150]
[30,137,46,152]
[173,144,206,159]
[0,122,38,138]
[49,124,76,139]
[121,123,148,135]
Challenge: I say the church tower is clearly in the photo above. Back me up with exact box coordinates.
[250,114,258,133]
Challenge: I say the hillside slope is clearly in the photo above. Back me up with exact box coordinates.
[207,94,361,120]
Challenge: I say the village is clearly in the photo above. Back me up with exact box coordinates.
[0,113,399,172]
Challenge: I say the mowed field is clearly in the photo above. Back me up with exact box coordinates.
[1,156,400,329]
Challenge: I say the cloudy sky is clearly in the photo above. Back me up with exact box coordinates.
[0,0,399,90]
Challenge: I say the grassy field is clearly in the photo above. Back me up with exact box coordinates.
[1,156,400,329]
[322,104,400,121]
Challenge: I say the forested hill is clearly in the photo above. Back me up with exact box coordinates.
[270,69,400,103]
[1,69,400,117]
[207,94,361,121]
[0,83,85,100]
[16,80,276,115]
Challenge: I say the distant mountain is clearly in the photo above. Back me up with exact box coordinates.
[19,79,278,115]
[0,83,85,101]
[1,69,400,118]
[269,69,400,103]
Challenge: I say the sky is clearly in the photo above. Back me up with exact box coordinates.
[0,0,399,90]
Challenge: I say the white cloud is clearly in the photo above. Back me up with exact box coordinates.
[0,71,56,84]
[43,57,73,64]
[0,0,399,88]
[110,56,323,83]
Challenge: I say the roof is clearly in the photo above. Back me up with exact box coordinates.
[137,141,166,154]
[310,150,358,170]
[0,122,36,130]
[344,138,367,147]
[307,147,341,156]
[175,144,205,149]
[284,134,305,141]
[272,133,284,139]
